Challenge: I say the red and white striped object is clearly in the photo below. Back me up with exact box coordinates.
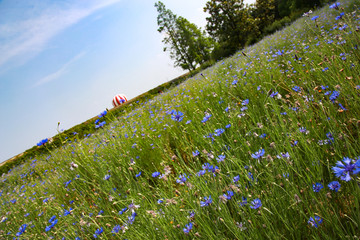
[112,94,128,107]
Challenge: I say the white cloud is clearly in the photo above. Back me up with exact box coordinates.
[0,0,121,69]
[33,51,86,87]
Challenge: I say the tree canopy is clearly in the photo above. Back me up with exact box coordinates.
[155,0,333,68]
[155,1,214,71]
[204,0,257,58]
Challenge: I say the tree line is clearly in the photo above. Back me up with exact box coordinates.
[155,0,334,71]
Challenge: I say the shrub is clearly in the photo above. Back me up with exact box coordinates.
[263,16,292,35]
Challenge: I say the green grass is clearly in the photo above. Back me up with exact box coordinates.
[0,72,192,176]
[1,1,360,239]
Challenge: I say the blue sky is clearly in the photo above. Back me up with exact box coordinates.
[0,0,255,162]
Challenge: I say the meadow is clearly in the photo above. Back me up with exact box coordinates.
[1,1,360,239]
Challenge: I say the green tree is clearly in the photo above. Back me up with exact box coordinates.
[275,0,322,19]
[175,16,214,69]
[254,0,276,33]
[155,1,214,71]
[204,0,257,58]
[292,0,321,10]
[276,0,292,18]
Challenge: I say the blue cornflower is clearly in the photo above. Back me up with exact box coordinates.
[152,172,161,178]
[332,157,360,181]
[338,103,347,111]
[64,207,72,216]
[248,172,254,181]
[289,140,298,147]
[16,224,27,237]
[183,222,193,234]
[201,113,212,123]
[335,12,344,20]
[95,121,106,128]
[355,157,360,173]
[242,99,249,105]
[176,174,188,185]
[196,169,206,176]
[240,106,248,112]
[94,227,103,238]
[292,86,301,92]
[239,197,247,206]
[205,133,215,141]
[167,109,176,115]
[250,198,262,209]
[119,207,127,215]
[49,215,56,223]
[192,150,200,157]
[329,2,340,9]
[329,91,339,102]
[128,202,140,211]
[270,91,278,98]
[45,216,58,232]
[233,175,240,183]
[311,15,319,21]
[326,132,334,143]
[328,181,341,192]
[200,196,212,207]
[223,191,234,200]
[313,183,323,192]
[202,163,211,170]
[127,212,137,225]
[135,172,142,178]
[251,148,265,159]
[225,124,231,128]
[104,174,111,180]
[276,50,284,56]
[112,225,121,234]
[299,127,307,133]
[189,211,196,219]
[290,107,298,112]
[37,138,48,146]
[321,85,328,90]
[216,154,226,163]
[214,128,225,136]
[98,110,107,118]
[95,227,103,235]
[207,164,219,176]
[308,215,323,228]
[171,111,184,122]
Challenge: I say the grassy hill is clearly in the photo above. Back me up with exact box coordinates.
[0,72,192,175]
[1,1,360,239]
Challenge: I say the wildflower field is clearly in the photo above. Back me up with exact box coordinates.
[1,1,360,239]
